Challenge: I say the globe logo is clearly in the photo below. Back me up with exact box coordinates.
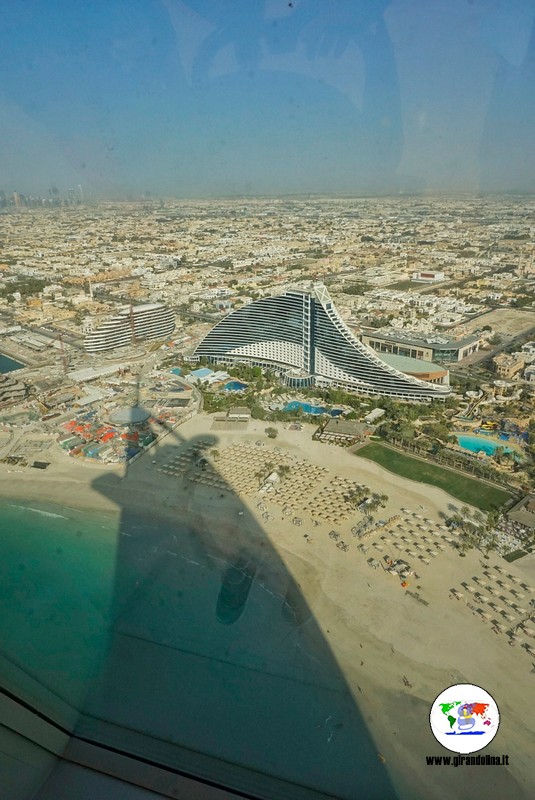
[429,683,500,754]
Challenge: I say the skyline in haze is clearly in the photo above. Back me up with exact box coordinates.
[1,0,535,198]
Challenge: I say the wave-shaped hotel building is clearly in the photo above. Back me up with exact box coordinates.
[193,283,450,401]
[84,303,175,354]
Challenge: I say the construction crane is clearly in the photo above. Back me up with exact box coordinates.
[129,304,137,346]
[58,332,68,375]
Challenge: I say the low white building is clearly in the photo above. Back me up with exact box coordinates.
[364,408,386,424]
[411,271,445,282]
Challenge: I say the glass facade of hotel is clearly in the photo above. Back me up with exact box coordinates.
[194,284,450,401]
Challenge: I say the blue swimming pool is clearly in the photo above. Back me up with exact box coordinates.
[457,435,512,456]
[283,401,344,417]
[224,381,248,392]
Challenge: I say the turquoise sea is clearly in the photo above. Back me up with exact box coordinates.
[0,499,118,709]
[0,495,397,799]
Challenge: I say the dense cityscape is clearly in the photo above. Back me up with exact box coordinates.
[2,200,535,800]
[1,194,534,503]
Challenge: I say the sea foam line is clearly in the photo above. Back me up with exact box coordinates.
[8,504,68,520]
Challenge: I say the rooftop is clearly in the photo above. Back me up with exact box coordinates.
[362,329,481,350]
[321,418,370,437]
[109,405,151,425]
[378,353,447,375]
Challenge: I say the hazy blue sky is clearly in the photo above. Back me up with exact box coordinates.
[1,0,534,197]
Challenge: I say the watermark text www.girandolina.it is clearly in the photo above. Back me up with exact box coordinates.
[426,754,509,767]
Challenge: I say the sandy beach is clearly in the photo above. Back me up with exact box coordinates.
[1,412,534,800]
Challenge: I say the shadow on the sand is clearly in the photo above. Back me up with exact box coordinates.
[75,424,398,800]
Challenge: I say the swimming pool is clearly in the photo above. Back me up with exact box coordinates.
[224,381,248,392]
[457,435,512,456]
[283,401,343,416]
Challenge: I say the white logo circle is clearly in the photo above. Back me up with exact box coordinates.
[429,683,500,754]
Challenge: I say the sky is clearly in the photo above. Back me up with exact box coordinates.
[0,0,534,198]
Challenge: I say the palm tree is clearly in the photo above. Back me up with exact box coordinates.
[278,464,291,480]
[483,533,499,559]
[346,489,366,509]
[493,446,505,464]
[457,531,476,557]
[366,495,382,515]
[486,510,500,532]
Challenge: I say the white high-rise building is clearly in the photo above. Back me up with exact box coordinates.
[84,304,175,354]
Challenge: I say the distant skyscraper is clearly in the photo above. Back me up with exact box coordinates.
[194,283,450,401]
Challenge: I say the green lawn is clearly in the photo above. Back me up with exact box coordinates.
[503,550,529,562]
[355,443,512,511]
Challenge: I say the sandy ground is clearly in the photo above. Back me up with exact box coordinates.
[463,308,535,337]
[1,414,534,800]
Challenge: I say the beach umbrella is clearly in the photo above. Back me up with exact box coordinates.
[481,611,492,620]
[525,646,535,657]
[465,585,476,593]
[477,595,490,603]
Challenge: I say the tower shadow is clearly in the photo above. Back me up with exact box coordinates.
[77,422,398,800]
